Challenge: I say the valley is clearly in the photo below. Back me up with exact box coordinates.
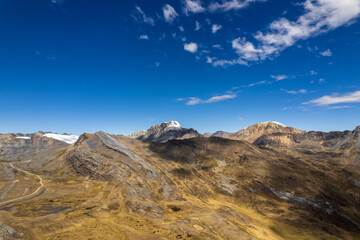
[1,122,360,239]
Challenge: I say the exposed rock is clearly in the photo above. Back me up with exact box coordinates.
[0,132,67,161]
[0,222,23,240]
[130,121,201,143]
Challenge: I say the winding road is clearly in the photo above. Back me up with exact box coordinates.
[0,162,44,207]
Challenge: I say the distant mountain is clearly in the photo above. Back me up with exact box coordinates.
[219,122,360,153]
[209,131,233,138]
[227,121,302,142]
[130,121,201,143]
[0,132,78,161]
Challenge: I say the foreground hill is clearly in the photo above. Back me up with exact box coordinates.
[0,123,360,239]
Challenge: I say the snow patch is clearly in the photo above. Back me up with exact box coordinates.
[263,121,286,127]
[166,121,181,128]
[43,133,79,144]
[16,136,31,140]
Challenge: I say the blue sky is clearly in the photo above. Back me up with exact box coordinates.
[0,0,360,135]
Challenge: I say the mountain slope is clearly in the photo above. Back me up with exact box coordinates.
[130,121,201,143]
[1,125,360,239]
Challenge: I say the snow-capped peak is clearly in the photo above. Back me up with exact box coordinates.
[263,121,286,127]
[43,133,79,144]
[166,121,181,128]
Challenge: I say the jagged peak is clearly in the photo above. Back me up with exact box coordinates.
[147,121,182,131]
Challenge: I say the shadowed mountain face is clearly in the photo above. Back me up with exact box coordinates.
[1,122,360,239]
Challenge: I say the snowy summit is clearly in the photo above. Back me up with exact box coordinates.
[166,121,181,128]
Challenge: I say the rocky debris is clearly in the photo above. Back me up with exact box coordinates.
[130,121,201,143]
[128,201,164,218]
[255,179,360,230]
[216,174,238,196]
[0,222,23,240]
[96,131,158,173]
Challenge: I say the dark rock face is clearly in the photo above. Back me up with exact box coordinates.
[130,121,201,143]
[0,133,68,161]
[0,222,23,240]
[209,131,232,138]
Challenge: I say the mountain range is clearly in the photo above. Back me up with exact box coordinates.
[1,121,360,240]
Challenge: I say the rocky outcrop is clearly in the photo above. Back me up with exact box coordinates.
[0,222,23,240]
[130,121,201,143]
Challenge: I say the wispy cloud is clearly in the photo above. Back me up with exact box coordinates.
[195,21,201,31]
[139,35,149,40]
[310,70,318,75]
[326,105,351,109]
[183,0,206,15]
[242,80,267,87]
[135,6,155,26]
[305,91,360,106]
[210,0,360,66]
[320,49,332,56]
[212,24,222,33]
[283,89,307,94]
[179,94,237,105]
[209,0,267,12]
[51,0,64,5]
[184,42,198,53]
[163,4,179,23]
[271,74,288,81]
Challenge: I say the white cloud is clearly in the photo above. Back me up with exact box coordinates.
[305,90,360,105]
[184,42,198,53]
[212,58,247,67]
[212,44,223,49]
[183,0,206,15]
[163,4,179,23]
[205,94,236,103]
[231,37,278,62]
[179,26,185,32]
[135,6,155,26]
[242,80,267,87]
[310,70,318,75]
[195,21,201,31]
[186,97,202,105]
[320,49,332,56]
[209,0,266,12]
[284,89,308,94]
[212,24,222,33]
[271,74,288,81]
[51,0,64,5]
[185,94,237,105]
[140,35,149,40]
[214,0,360,65]
[326,105,351,109]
